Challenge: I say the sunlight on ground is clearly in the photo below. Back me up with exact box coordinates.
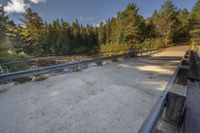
[136,65,174,74]
[118,63,174,74]
[50,91,60,96]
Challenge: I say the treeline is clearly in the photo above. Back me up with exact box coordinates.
[5,8,98,56]
[1,0,200,59]
[99,0,200,54]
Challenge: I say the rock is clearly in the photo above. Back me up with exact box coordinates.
[72,66,81,72]
[33,74,49,81]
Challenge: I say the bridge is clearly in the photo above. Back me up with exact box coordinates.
[0,45,198,133]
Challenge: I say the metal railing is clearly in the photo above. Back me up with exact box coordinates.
[0,49,158,83]
[138,51,189,133]
[138,66,180,133]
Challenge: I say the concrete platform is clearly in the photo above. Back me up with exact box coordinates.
[0,46,187,133]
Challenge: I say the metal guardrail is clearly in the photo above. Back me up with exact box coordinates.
[138,51,189,133]
[138,67,180,133]
[0,49,158,83]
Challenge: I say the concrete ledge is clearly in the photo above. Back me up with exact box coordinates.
[175,67,189,86]
[165,84,187,126]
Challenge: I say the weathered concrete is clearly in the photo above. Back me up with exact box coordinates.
[0,46,187,133]
[165,84,187,126]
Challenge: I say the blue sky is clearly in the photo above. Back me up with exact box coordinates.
[0,0,197,25]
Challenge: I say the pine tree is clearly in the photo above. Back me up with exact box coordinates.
[189,0,200,39]
[19,8,46,55]
[176,9,190,40]
[190,0,200,29]
[152,0,179,45]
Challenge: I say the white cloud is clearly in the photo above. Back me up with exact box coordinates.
[4,0,28,13]
[29,0,46,4]
[4,0,45,14]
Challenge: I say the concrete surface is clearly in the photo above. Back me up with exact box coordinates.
[0,46,187,133]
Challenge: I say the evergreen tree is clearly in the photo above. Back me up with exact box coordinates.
[153,0,179,45]
[176,9,190,40]
[19,8,46,55]
[189,0,200,39]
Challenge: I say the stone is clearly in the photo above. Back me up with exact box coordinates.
[33,74,49,81]
[72,66,81,72]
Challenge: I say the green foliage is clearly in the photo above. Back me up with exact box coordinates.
[98,3,150,54]
[189,0,200,29]
[176,9,190,39]
[150,0,179,45]
[0,6,9,51]
[189,0,200,48]
[100,43,131,56]
[1,53,29,72]
[19,8,46,55]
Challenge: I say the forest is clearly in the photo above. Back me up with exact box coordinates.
[0,0,200,63]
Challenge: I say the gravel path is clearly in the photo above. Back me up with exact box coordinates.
[0,45,187,133]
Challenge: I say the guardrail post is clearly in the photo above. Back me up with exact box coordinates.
[96,61,103,66]
[72,66,81,72]
[164,65,188,127]
[128,48,138,57]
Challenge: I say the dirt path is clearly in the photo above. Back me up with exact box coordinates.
[0,45,188,133]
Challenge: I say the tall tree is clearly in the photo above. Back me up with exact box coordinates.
[176,9,190,40]
[118,3,144,45]
[151,0,179,45]
[189,0,200,39]
[19,8,46,55]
